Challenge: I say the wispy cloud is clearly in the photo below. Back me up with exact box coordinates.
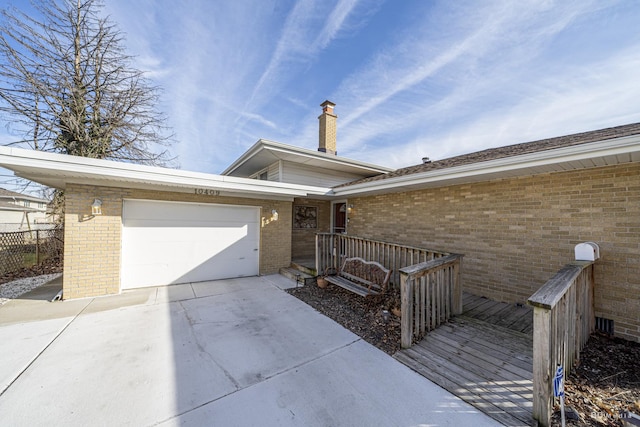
[247,0,363,107]
[311,0,361,50]
[355,43,640,168]
[105,1,288,170]
[295,0,640,168]
[334,1,594,130]
[3,0,638,186]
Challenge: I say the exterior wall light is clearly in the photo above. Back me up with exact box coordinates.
[91,199,103,216]
[271,209,279,221]
[347,204,353,214]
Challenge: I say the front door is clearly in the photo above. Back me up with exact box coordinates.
[333,202,346,234]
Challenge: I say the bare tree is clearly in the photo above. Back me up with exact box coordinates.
[0,0,174,165]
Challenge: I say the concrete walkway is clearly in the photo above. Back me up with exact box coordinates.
[0,275,501,426]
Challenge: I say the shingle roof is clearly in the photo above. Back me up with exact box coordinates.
[336,122,640,189]
[0,187,48,203]
[0,187,25,198]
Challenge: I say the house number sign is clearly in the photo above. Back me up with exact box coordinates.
[194,188,220,196]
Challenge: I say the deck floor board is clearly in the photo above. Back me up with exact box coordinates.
[394,292,535,426]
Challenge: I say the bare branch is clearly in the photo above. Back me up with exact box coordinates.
[0,0,175,166]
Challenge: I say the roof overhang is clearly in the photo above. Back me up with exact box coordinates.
[333,134,640,197]
[222,139,393,178]
[0,147,331,201]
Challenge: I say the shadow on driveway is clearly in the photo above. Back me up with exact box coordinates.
[0,275,500,426]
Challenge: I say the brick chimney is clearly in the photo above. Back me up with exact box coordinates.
[318,100,337,155]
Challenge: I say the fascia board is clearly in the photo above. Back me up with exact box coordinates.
[220,139,265,175]
[222,138,393,176]
[0,146,330,197]
[334,135,640,196]
[262,142,394,173]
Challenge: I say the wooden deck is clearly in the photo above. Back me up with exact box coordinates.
[394,293,534,427]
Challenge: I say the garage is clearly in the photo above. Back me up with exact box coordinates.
[121,199,260,289]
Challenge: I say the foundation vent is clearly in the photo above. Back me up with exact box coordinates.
[595,317,614,335]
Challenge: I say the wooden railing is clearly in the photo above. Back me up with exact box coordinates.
[315,233,449,287]
[527,261,595,427]
[399,254,464,348]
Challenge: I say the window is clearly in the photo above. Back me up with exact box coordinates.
[23,200,30,207]
[252,169,269,180]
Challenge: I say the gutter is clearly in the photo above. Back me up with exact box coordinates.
[221,139,394,176]
[333,134,640,196]
[0,146,331,198]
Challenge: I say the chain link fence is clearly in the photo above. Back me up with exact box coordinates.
[0,227,64,275]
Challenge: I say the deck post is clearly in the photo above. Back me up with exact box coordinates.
[400,271,413,348]
[528,261,595,426]
[452,256,463,315]
[532,306,552,426]
[315,234,321,277]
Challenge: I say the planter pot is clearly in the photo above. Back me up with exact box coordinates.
[317,277,328,288]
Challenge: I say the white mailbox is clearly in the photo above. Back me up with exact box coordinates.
[574,242,600,261]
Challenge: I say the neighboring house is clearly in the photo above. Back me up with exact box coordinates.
[0,188,53,232]
[0,101,638,342]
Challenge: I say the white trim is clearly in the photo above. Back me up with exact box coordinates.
[121,197,262,210]
[0,146,331,198]
[334,134,640,196]
[2,131,639,201]
[221,138,394,176]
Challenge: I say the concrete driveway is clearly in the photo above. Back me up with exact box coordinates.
[0,275,500,426]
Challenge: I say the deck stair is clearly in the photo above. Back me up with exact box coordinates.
[394,293,535,427]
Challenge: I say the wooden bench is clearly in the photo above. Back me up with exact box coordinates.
[324,257,391,297]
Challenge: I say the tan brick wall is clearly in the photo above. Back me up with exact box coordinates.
[64,186,123,299]
[348,163,640,342]
[63,184,292,299]
[258,199,292,275]
[291,198,331,259]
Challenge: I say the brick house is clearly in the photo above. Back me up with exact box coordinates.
[0,102,638,341]
[334,125,640,343]
[222,101,392,262]
[225,103,640,342]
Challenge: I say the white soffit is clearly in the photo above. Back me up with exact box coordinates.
[0,146,330,199]
[333,135,640,197]
[222,139,394,177]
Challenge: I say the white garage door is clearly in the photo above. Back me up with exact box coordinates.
[121,200,260,289]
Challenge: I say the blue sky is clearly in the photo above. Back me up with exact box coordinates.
[3,0,640,188]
